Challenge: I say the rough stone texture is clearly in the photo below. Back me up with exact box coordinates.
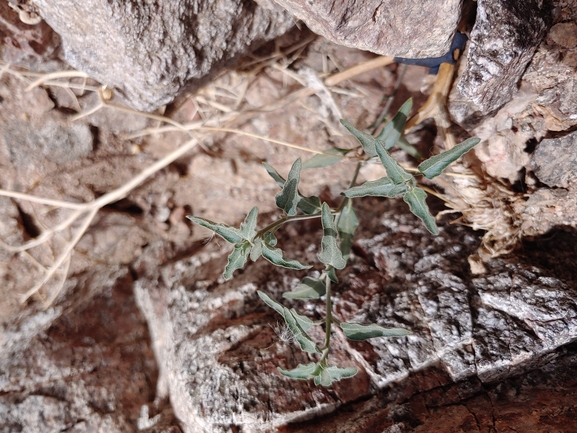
[29,0,295,111]
[272,0,462,58]
[531,131,577,188]
[134,197,577,432]
[0,0,63,70]
[449,0,553,128]
[0,272,182,433]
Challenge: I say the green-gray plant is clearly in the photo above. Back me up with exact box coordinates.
[187,99,480,386]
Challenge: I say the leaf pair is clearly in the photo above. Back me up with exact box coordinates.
[341,104,480,234]
[264,159,321,215]
[188,207,310,280]
[279,361,358,387]
[258,291,320,354]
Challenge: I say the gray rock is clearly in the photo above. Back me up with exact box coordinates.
[272,0,462,58]
[449,0,553,128]
[134,197,577,432]
[30,0,295,111]
[531,131,577,188]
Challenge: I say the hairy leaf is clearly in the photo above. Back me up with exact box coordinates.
[257,290,286,317]
[302,148,350,169]
[418,137,481,179]
[314,365,358,386]
[341,119,378,157]
[262,162,286,188]
[297,195,322,215]
[263,231,277,247]
[317,203,346,270]
[340,322,411,341]
[374,140,413,185]
[239,206,259,241]
[289,308,314,332]
[223,241,251,280]
[403,187,438,235]
[337,199,359,261]
[343,177,409,198]
[278,362,320,380]
[376,98,412,150]
[276,178,299,216]
[262,243,311,270]
[283,308,321,353]
[186,216,243,244]
[249,237,263,262]
[283,276,326,299]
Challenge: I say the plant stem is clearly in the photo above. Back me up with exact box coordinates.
[321,270,332,352]
[256,212,340,238]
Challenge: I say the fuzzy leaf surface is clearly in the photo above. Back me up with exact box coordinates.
[314,366,358,386]
[297,195,322,215]
[375,141,413,185]
[340,322,411,341]
[337,199,359,261]
[317,203,346,270]
[341,119,378,157]
[283,308,321,353]
[223,241,251,280]
[376,98,412,150]
[418,137,481,179]
[275,158,302,216]
[283,277,326,299]
[249,237,263,262]
[289,308,314,332]
[302,148,349,169]
[262,162,286,188]
[262,244,311,270]
[239,206,258,240]
[403,187,438,234]
[257,290,286,317]
[278,363,320,380]
[186,216,243,244]
[343,178,409,198]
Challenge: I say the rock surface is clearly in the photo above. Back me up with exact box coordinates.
[531,131,577,188]
[30,0,295,111]
[134,197,577,432]
[449,0,553,128]
[272,0,462,58]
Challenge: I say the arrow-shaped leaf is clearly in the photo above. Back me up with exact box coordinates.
[239,206,259,241]
[418,137,481,179]
[314,365,358,386]
[343,177,409,198]
[376,98,412,150]
[317,203,346,270]
[289,308,314,332]
[302,148,350,169]
[341,119,378,157]
[297,195,322,215]
[257,290,285,317]
[283,307,321,353]
[278,362,320,380]
[403,187,438,235]
[275,158,302,216]
[262,162,286,188]
[261,243,311,271]
[283,276,326,299]
[337,199,359,261]
[339,322,411,341]
[223,241,251,280]
[186,216,243,244]
[374,140,413,185]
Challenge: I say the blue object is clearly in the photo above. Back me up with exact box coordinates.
[393,32,468,74]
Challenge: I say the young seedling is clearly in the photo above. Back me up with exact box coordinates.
[188,99,480,386]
